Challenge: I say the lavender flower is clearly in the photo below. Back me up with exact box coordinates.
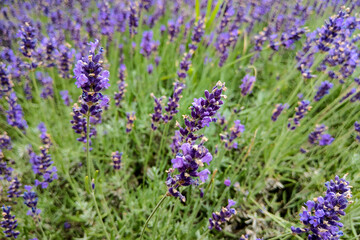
[140,31,159,58]
[314,81,333,101]
[166,82,226,202]
[29,147,57,189]
[6,92,28,132]
[209,199,236,231]
[239,74,256,96]
[126,112,136,133]
[70,103,96,144]
[189,18,205,51]
[72,39,109,142]
[56,44,75,79]
[19,22,37,58]
[1,205,19,238]
[36,72,54,99]
[288,100,311,130]
[23,185,41,219]
[150,94,164,130]
[224,178,231,187]
[291,175,352,239]
[355,121,360,142]
[147,64,153,74]
[0,132,12,150]
[0,63,13,98]
[114,64,127,107]
[7,177,21,200]
[271,103,289,121]
[177,52,192,80]
[111,151,122,170]
[220,120,245,149]
[0,152,13,181]
[38,122,52,147]
[339,88,356,103]
[24,79,32,100]
[129,3,138,36]
[60,90,72,106]
[163,81,185,122]
[308,124,334,146]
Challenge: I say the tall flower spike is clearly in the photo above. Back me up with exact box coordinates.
[271,103,289,122]
[166,82,226,202]
[288,100,311,130]
[19,22,37,58]
[354,121,360,142]
[1,205,19,238]
[72,39,109,143]
[7,177,22,201]
[0,132,12,150]
[38,122,52,147]
[209,199,237,231]
[126,112,136,133]
[29,146,57,189]
[114,64,127,107]
[23,185,41,219]
[150,93,164,130]
[291,175,353,239]
[163,81,185,123]
[60,90,72,106]
[140,31,159,58]
[239,74,256,96]
[111,151,122,170]
[0,63,13,98]
[314,81,333,101]
[220,120,245,149]
[6,92,28,132]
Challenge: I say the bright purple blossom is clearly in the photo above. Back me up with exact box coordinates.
[239,74,256,96]
[291,175,352,239]
[1,205,19,238]
[209,199,237,231]
[271,103,289,121]
[6,92,28,132]
[314,81,333,101]
[111,151,122,170]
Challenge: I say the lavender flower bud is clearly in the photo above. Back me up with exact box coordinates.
[111,151,122,170]
[126,112,136,133]
[19,22,37,58]
[1,205,19,238]
[239,74,256,96]
[314,81,333,101]
[209,199,236,231]
[23,185,41,219]
[60,90,72,106]
[288,100,311,130]
[6,92,28,132]
[0,132,12,150]
[291,175,352,239]
[271,103,289,121]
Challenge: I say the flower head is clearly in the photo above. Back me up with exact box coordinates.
[209,199,237,231]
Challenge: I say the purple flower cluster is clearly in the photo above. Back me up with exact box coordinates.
[70,103,97,144]
[71,39,110,143]
[111,151,122,170]
[114,64,127,107]
[7,177,22,201]
[55,44,75,79]
[163,81,185,123]
[60,90,72,106]
[354,121,360,142]
[220,120,245,149]
[288,100,311,130]
[271,103,289,122]
[6,92,28,132]
[239,74,256,96]
[0,132,12,150]
[308,124,334,146]
[36,72,54,99]
[0,63,13,98]
[140,31,159,58]
[209,199,236,231]
[314,81,333,101]
[18,22,37,58]
[38,122,52,147]
[126,112,136,133]
[165,82,226,202]
[0,150,13,181]
[29,146,57,189]
[1,205,19,239]
[23,185,41,219]
[291,175,353,239]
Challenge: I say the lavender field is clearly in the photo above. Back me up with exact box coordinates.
[0,0,359,239]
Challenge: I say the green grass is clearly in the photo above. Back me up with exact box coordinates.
[0,1,359,240]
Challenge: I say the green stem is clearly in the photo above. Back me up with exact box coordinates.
[92,192,111,240]
[143,131,154,183]
[140,194,168,239]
